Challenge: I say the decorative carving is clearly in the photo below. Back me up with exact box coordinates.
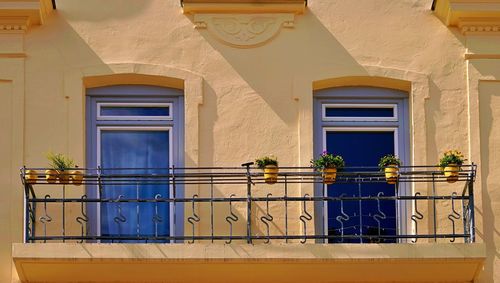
[0,17,29,33]
[194,14,294,48]
[458,19,500,35]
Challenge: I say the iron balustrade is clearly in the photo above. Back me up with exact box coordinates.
[20,164,476,244]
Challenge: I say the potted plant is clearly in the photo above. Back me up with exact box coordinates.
[378,154,402,184]
[438,149,465,183]
[310,151,345,184]
[255,155,279,184]
[24,169,38,184]
[46,152,82,185]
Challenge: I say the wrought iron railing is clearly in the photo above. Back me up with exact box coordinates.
[21,164,476,244]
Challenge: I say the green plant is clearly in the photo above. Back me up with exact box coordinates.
[255,155,278,169]
[378,154,401,170]
[438,149,465,168]
[310,151,345,171]
[46,152,75,171]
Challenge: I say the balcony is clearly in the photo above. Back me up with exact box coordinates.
[13,165,485,282]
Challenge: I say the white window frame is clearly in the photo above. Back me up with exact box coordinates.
[322,103,398,122]
[97,102,173,121]
[96,126,175,241]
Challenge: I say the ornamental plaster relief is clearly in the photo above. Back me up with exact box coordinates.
[194,13,294,48]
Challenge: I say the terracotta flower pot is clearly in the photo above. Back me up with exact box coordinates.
[45,169,58,184]
[443,163,459,183]
[58,170,71,184]
[384,165,399,185]
[263,165,278,184]
[70,170,83,185]
[322,167,337,185]
[25,170,38,184]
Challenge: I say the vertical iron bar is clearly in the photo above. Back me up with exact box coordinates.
[323,182,327,244]
[284,175,288,243]
[62,184,66,243]
[172,166,176,242]
[136,182,140,241]
[97,166,102,241]
[432,173,437,242]
[358,174,363,243]
[210,176,214,243]
[468,168,476,243]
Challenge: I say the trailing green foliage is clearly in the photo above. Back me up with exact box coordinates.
[255,155,278,169]
[378,154,402,170]
[310,151,345,171]
[46,152,75,170]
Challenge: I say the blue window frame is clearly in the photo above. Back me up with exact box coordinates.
[314,86,410,243]
[86,85,184,242]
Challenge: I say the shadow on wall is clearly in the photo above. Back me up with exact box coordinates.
[56,0,152,22]
[478,81,500,283]
[191,9,367,124]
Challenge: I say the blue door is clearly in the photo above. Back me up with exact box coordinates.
[100,129,170,242]
[86,85,184,242]
[325,130,397,243]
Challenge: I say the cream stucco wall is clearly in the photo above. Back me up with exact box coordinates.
[0,0,499,282]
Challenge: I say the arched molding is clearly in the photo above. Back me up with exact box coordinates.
[63,63,204,168]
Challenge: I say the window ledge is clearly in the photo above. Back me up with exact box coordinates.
[13,243,486,282]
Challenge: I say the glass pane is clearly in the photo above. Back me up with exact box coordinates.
[325,107,393,118]
[326,131,396,243]
[100,106,170,117]
[100,130,170,242]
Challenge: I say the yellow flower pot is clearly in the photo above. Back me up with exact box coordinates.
[443,164,459,183]
[45,169,58,184]
[25,170,38,184]
[384,165,399,185]
[58,170,71,184]
[322,167,337,185]
[71,170,83,185]
[263,165,278,184]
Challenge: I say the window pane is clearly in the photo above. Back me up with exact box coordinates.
[100,130,170,242]
[100,106,170,117]
[326,131,396,243]
[325,107,393,118]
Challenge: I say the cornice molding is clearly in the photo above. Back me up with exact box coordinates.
[0,16,29,33]
[458,17,500,34]
[0,0,53,34]
[434,0,500,35]
[182,0,306,14]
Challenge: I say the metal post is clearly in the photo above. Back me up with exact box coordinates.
[432,173,437,242]
[242,162,254,244]
[468,166,476,243]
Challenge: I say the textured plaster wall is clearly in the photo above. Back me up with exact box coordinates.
[1,0,498,281]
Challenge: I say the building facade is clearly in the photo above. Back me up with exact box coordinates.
[0,0,498,282]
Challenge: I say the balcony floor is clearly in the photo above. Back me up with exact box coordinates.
[13,243,485,283]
